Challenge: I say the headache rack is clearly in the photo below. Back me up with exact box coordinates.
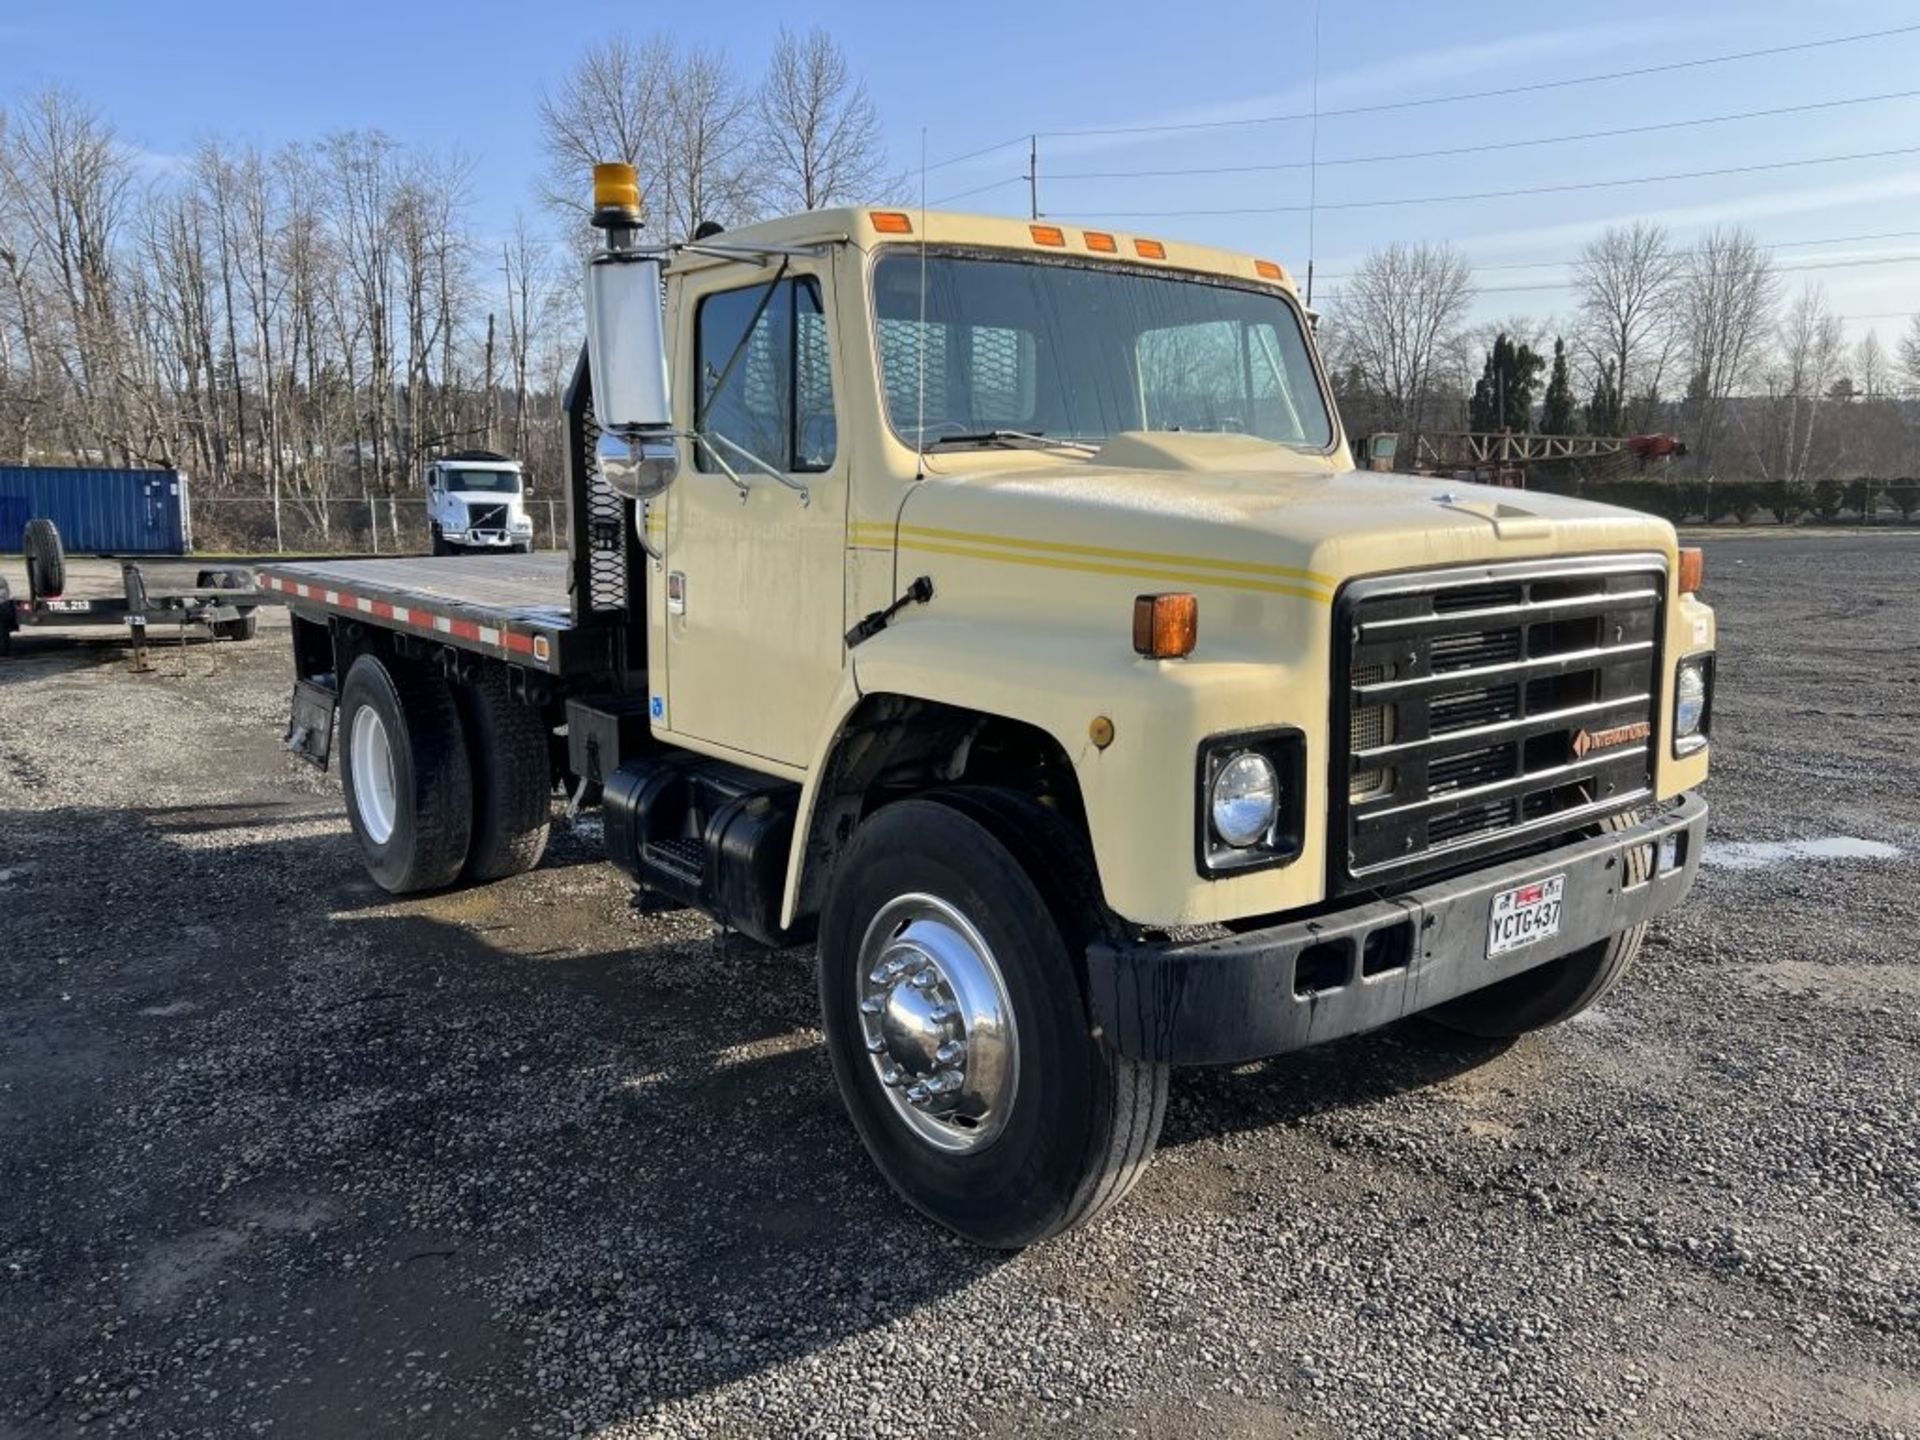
[1330,554,1666,894]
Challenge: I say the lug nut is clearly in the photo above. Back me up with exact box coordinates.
[881,1064,903,1087]
[935,1041,966,1066]
[910,969,939,990]
[865,1035,887,1054]
[859,996,884,1015]
[905,1083,931,1106]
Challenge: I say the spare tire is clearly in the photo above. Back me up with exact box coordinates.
[23,518,65,600]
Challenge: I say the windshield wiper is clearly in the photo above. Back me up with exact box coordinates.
[925,429,1099,454]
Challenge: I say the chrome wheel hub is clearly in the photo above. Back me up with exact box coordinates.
[856,893,1018,1154]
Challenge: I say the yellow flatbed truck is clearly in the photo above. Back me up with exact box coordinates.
[266,166,1714,1247]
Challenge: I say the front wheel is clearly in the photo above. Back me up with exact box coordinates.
[819,795,1167,1248]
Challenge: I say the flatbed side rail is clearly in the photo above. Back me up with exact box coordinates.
[259,567,604,678]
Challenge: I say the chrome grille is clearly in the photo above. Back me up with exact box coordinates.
[1331,556,1664,890]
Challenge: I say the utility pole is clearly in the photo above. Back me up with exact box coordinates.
[1026,135,1039,220]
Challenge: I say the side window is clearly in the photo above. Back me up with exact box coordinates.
[695,277,836,473]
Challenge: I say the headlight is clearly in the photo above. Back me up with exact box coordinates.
[1196,730,1305,875]
[512,517,533,531]
[1674,655,1713,752]
[1210,752,1279,848]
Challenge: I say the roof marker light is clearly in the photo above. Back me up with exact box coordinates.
[1134,238,1167,260]
[1255,259,1287,282]
[1084,230,1118,253]
[1030,224,1066,247]
[870,211,914,234]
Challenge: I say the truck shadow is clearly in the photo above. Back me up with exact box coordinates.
[2,795,1516,1434]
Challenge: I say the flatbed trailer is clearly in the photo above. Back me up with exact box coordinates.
[2,559,272,667]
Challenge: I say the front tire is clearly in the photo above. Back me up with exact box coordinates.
[1429,810,1650,1037]
[339,654,474,893]
[819,795,1168,1248]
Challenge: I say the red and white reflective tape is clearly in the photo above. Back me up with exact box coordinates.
[259,573,550,664]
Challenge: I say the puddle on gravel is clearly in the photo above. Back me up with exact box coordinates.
[1701,836,1903,871]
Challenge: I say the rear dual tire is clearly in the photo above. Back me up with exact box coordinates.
[339,653,552,893]
[819,793,1168,1249]
[341,655,474,894]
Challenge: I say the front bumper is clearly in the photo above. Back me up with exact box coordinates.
[1087,793,1707,1065]
[447,530,524,548]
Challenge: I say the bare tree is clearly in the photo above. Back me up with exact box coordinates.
[1854,330,1887,400]
[1899,313,1920,396]
[657,45,762,240]
[1572,222,1681,435]
[1325,241,1475,440]
[1679,226,1778,473]
[757,27,893,211]
[536,35,675,232]
[1745,284,1842,483]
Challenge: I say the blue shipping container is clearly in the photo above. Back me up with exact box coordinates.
[0,465,192,555]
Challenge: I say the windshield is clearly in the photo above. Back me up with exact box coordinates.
[872,252,1333,452]
[445,468,521,493]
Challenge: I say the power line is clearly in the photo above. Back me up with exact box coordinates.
[928,175,1026,207]
[1043,89,1920,182]
[923,134,1030,176]
[1472,252,1920,296]
[1317,230,1920,282]
[1030,22,1920,141]
[1087,144,1920,218]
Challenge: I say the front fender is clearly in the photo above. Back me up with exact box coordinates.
[782,616,1336,931]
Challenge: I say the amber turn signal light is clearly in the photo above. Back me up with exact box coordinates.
[1678,546,1704,594]
[1133,593,1198,659]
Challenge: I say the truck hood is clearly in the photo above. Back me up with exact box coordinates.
[891,432,1676,654]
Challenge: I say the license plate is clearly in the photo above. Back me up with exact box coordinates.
[45,599,92,613]
[1487,874,1565,957]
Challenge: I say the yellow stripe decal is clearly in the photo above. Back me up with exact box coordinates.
[895,524,1335,590]
[898,537,1332,602]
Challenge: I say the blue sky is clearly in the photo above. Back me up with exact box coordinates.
[5,0,1920,344]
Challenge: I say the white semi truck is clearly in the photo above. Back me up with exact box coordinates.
[425,451,537,555]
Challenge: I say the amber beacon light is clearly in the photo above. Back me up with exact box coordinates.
[1133,593,1198,658]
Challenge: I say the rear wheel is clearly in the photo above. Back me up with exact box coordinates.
[819,794,1168,1248]
[1429,810,1650,1037]
[457,669,552,881]
[339,654,473,893]
[23,518,64,600]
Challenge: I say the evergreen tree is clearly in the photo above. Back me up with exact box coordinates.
[1541,338,1577,435]
[1468,333,1545,431]
[1584,360,1624,436]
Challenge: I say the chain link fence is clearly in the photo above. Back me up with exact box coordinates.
[188,496,569,555]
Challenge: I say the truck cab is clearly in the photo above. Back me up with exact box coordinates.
[425,450,535,555]
[269,167,1714,1248]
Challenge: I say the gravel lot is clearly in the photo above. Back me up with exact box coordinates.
[3,538,1918,1439]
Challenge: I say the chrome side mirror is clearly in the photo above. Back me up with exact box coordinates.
[584,163,679,502]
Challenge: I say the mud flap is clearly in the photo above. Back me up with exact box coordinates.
[286,678,339,770]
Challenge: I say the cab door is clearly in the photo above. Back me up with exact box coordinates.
[659,258,849,767]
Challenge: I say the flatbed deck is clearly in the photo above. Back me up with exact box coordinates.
[260,553,612,676]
